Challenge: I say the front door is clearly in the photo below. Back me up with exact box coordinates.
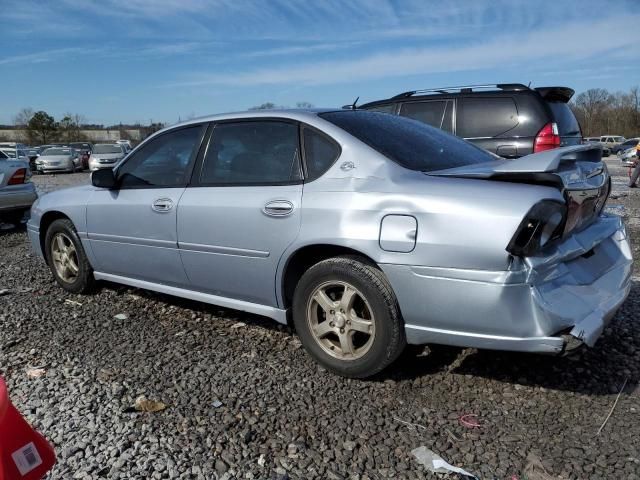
[87,124,206,286]
[177,120,303,307]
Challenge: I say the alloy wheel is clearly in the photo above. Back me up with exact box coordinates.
[306,281,375,360]
[51,232,79,283]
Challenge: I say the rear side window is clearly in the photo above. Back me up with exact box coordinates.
[458,97,519,138]
[320,111,494,172]
[547,102,581,136]
[200,121,302,185]
[399,100,454,133]
[302,127,341,181]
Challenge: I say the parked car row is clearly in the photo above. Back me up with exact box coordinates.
[0,141,130,174]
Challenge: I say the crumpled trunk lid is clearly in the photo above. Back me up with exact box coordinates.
[427,144,610,236]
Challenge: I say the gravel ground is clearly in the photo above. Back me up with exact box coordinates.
[1,164,639,480]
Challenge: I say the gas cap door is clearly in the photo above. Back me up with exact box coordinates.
[379,215,417,253]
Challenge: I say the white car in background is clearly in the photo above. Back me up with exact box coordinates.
[35,147,82,173]
[89,144,127,171]
[115,139,132,152]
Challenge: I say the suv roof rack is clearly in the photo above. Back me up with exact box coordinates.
[390,83,530,99]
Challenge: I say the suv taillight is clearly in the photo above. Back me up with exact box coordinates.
[8,168,27,185]
[534,122,561,153]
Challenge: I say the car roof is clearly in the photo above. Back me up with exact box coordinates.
[359,84,575,109]
[170,108,336,129]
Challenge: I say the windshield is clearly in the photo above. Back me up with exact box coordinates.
[320,110,494,172]
[93,144,122,154]
[1,150,16,158]
[43,148,72,156]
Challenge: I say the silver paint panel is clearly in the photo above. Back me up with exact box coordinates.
[93,271,288,323]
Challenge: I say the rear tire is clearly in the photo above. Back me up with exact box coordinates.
[45,219,94,294]
[292,256,406,378]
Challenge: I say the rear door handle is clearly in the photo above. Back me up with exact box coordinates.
[152,198,174,213]
[263,200,294,217]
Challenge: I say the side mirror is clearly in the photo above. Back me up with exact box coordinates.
[91,168,117,189]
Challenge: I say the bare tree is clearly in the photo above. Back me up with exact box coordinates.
[13,108,34,127]
[249,102,278,110]
[296,101,314,109]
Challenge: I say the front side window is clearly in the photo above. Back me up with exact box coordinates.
[199,121,301,185]
[118,125,204,188]
[302,127,341,181]
[320,110,494,172]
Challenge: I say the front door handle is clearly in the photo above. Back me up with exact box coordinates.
[263,200,294,217]
[152,198,174,213]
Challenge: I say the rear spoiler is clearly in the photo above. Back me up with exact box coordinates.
[493,144,602,173]
[428,144,604,180]
[535,86,575,103]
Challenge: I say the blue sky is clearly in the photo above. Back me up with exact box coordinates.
[1,0,638,126]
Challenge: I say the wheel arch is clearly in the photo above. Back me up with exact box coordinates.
[39,211,72,261]
[279,243,380,311]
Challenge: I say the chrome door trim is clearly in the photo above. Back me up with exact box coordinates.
[178,242,270,258]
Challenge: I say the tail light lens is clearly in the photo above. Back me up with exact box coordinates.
[8,168,27,185]
[534,122,561,153]
[507,200,566,257]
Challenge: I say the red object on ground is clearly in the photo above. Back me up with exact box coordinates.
[0,377,56,480]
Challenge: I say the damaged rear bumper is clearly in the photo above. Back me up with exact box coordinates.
[382,214,632,353]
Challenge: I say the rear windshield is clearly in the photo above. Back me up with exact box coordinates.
[547,102,581,136]
[93,144,122,154]
[320,111,494,172]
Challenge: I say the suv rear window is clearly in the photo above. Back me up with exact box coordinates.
[320,111,494,172]
[399,100,454,133]
[547,102,581,136]
[458,97,519,138]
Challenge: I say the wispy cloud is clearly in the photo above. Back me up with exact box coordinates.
[171,14,640,87]
[0,48,97,66]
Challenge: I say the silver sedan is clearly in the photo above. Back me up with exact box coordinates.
[36,147,82,173]
[0,150,37,224]
[27,110,632,377]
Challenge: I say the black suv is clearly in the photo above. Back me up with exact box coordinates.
[359,83,583,158]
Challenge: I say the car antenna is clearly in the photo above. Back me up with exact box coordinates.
[527,81,531,88]
[342,96,360,110]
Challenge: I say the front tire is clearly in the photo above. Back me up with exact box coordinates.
[292,256,406,378]
[45,219,94,293]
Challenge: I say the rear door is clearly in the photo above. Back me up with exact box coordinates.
[177,119,303,307]
[457,96,521,157]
